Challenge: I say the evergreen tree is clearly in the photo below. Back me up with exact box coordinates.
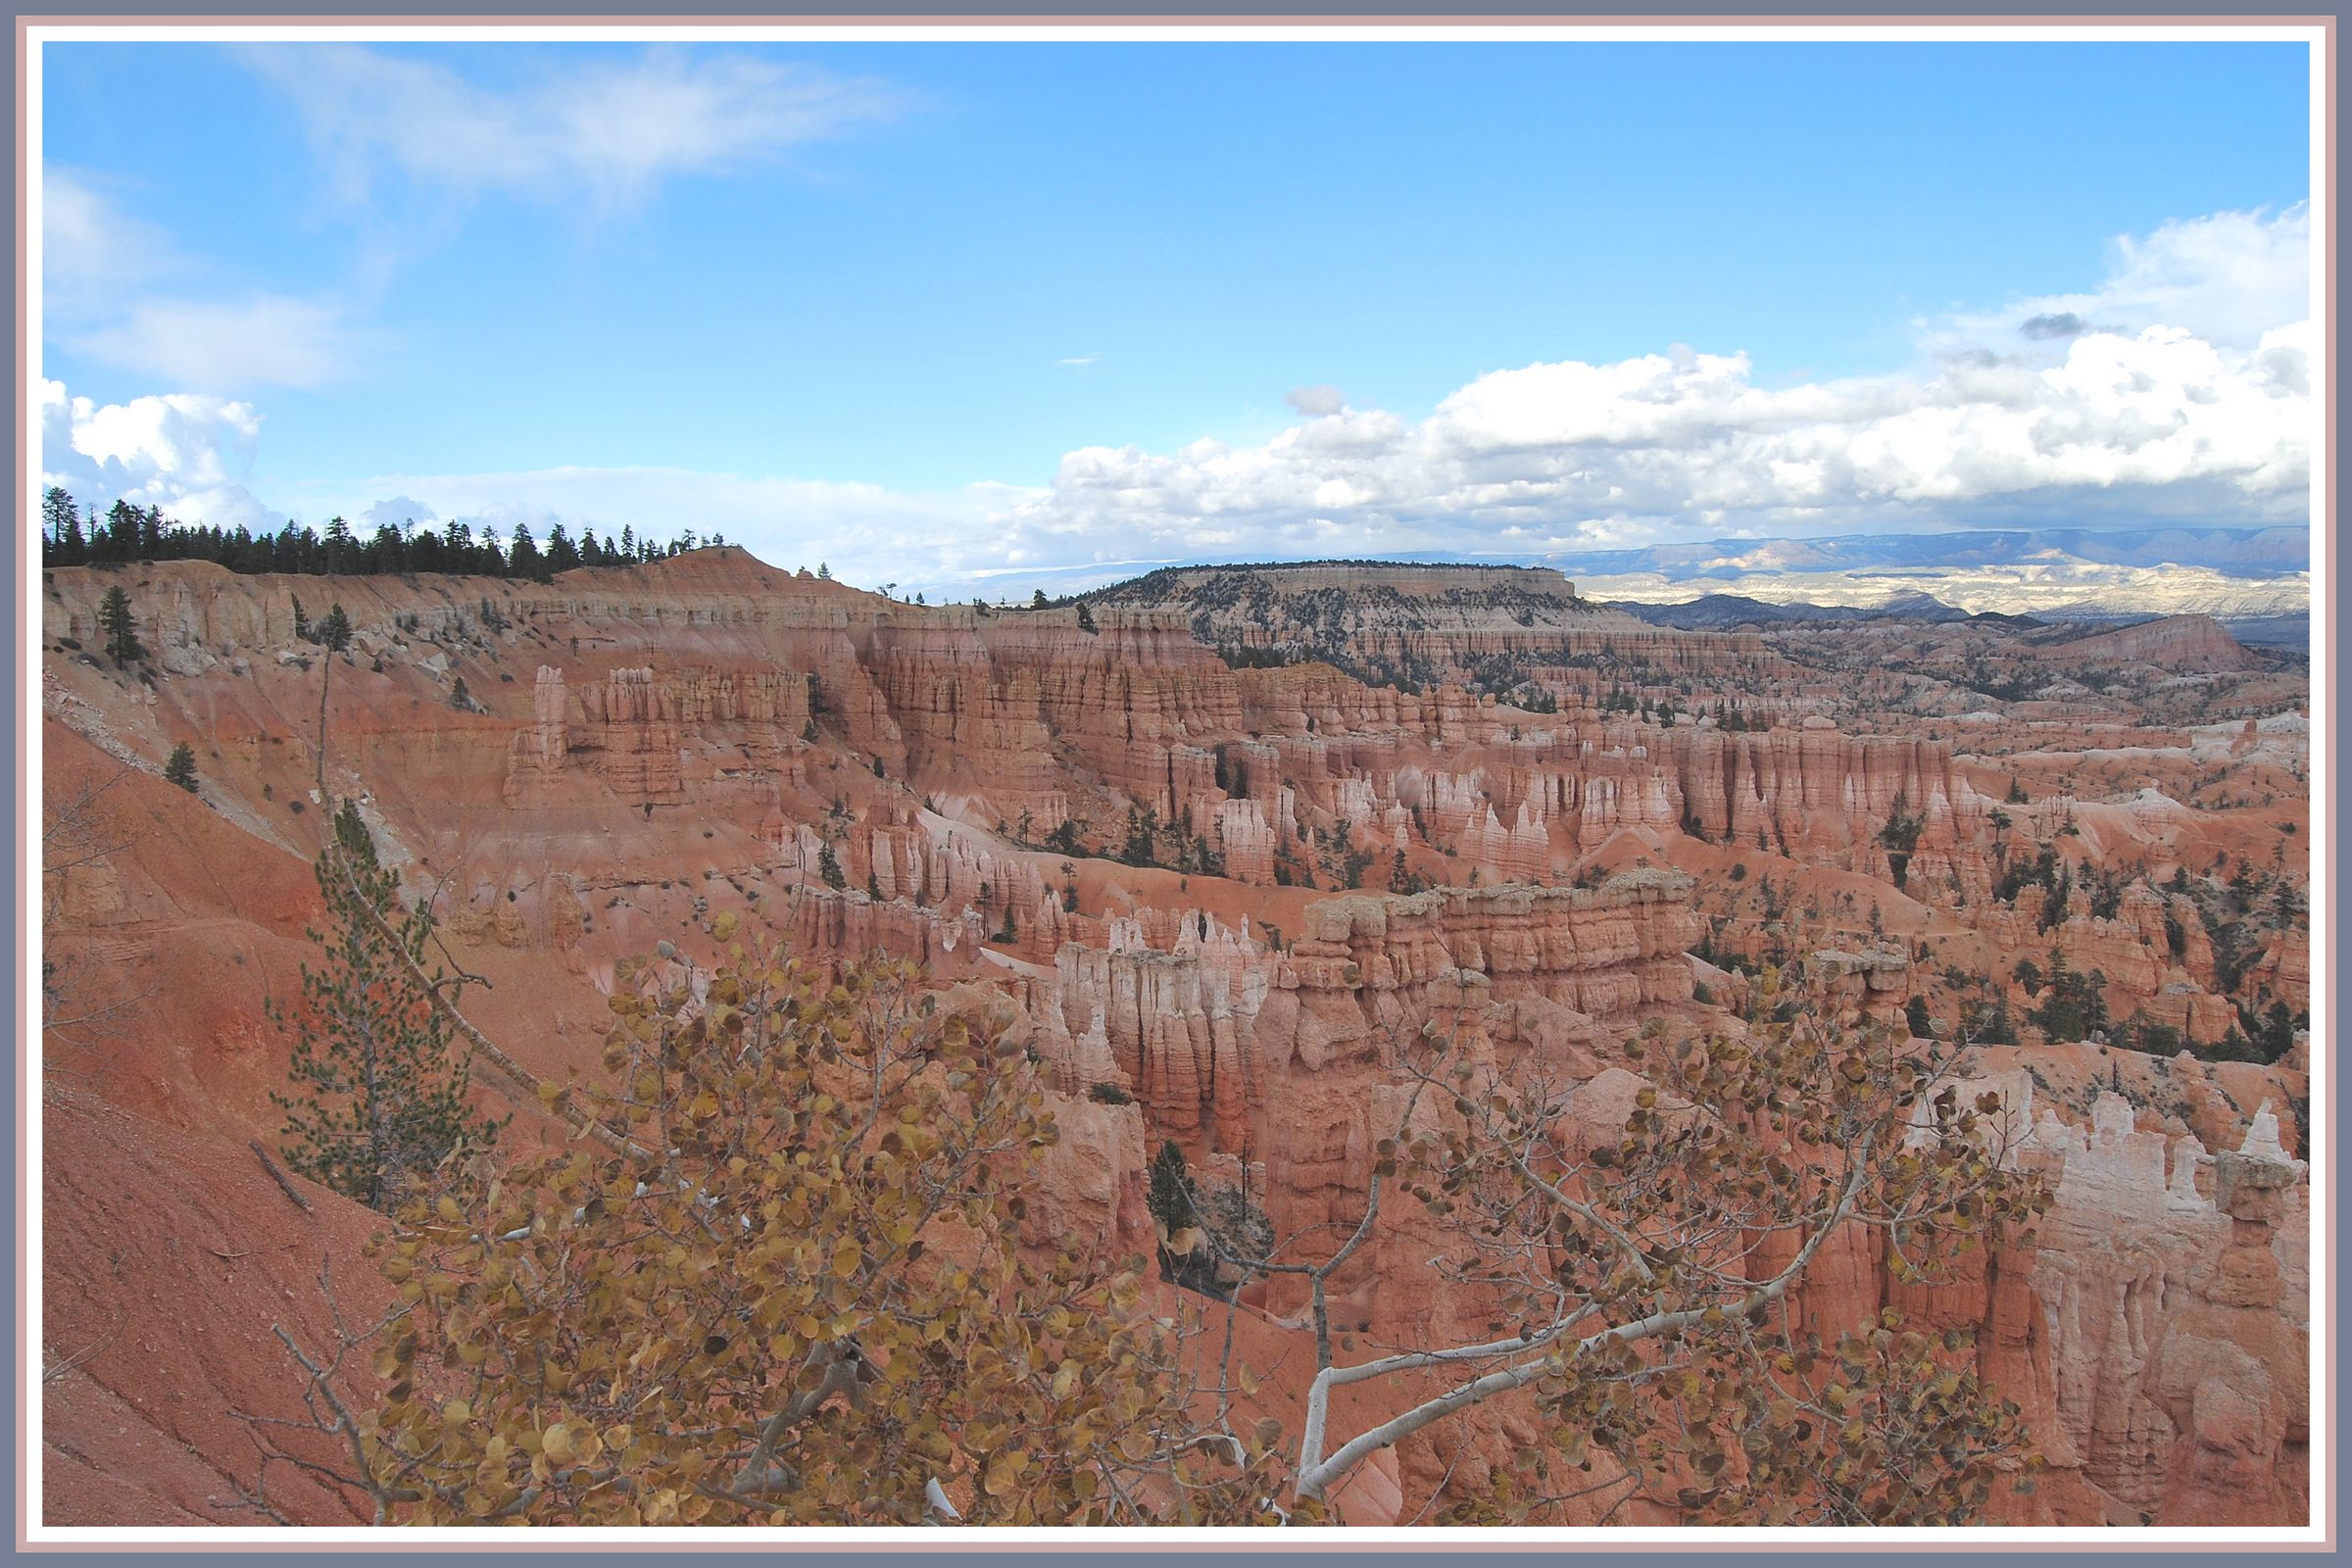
[269,800,507,1211]
[544,522,581,573]
[41,486,83,564]
[1031,588,1049,610]
[1075,601,1098,633]
[508,522,546,582]
[312,604,355,796]
[163,742,199,793]
[1904,995,1934,1039]
[1146,1139,1197,1278]
[816,844,847,889]
[97,584,144,664]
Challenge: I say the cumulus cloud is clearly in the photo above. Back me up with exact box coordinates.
[46,203,2314,600]
[363,495,438,532]
[40,379,275,532]
[1932,204,2309,355]
[238,44,907,213]
[977,321,2305,574]
[950,208,2312,575]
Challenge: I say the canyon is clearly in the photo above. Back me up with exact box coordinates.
[36,552,2312,1529]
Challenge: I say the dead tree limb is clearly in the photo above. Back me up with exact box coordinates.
[250,1140,313,1212]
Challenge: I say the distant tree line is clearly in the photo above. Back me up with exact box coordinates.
[39,487,719,582]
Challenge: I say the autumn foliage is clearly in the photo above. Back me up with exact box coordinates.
[348,935,1287,1525]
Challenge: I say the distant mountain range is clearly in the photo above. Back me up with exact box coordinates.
[975,526,2313,626]
[1604,590,2309,653]
[1604,591,2034,629]
[1508,525,2310,582]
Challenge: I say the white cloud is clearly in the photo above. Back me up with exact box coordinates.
[1056,352,1102,368]
[362,494,438,532]
[42,165,378,391]
[45,204,2314,600]
[962,208,2312,569]
[1930,203,2310,355]
[66,295,382,391]
[238,44,907,213]
[280,465,1030,591]
[40,379,275,532]
[40,168,179,315]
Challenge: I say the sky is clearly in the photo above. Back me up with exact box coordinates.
[37,38,2318,595]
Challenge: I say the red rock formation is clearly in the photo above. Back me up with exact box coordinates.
[35,552,2310,1530]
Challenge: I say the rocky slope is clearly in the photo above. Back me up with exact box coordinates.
[37,551,2310,1529]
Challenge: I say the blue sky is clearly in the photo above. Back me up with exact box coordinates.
[37,38,2318,592]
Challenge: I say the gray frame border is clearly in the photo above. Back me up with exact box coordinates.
[3,4,2337,1563]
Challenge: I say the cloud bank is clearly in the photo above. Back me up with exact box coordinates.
[40,204,2313,597]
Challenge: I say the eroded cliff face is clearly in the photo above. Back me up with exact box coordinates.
[37,553,2310,1530]
[2018,1096,2311,1525]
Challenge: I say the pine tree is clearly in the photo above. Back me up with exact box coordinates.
[816,844,846,889]
[163,742,199,793]
[544,523,581,573]
[1145,1140,1209,1289]
[1075,601,1098,633]
[508,522,546,582]
[312,604,355,796]
[97,584,143,664]
[269,800,507,1211]
[42,486,83,564]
